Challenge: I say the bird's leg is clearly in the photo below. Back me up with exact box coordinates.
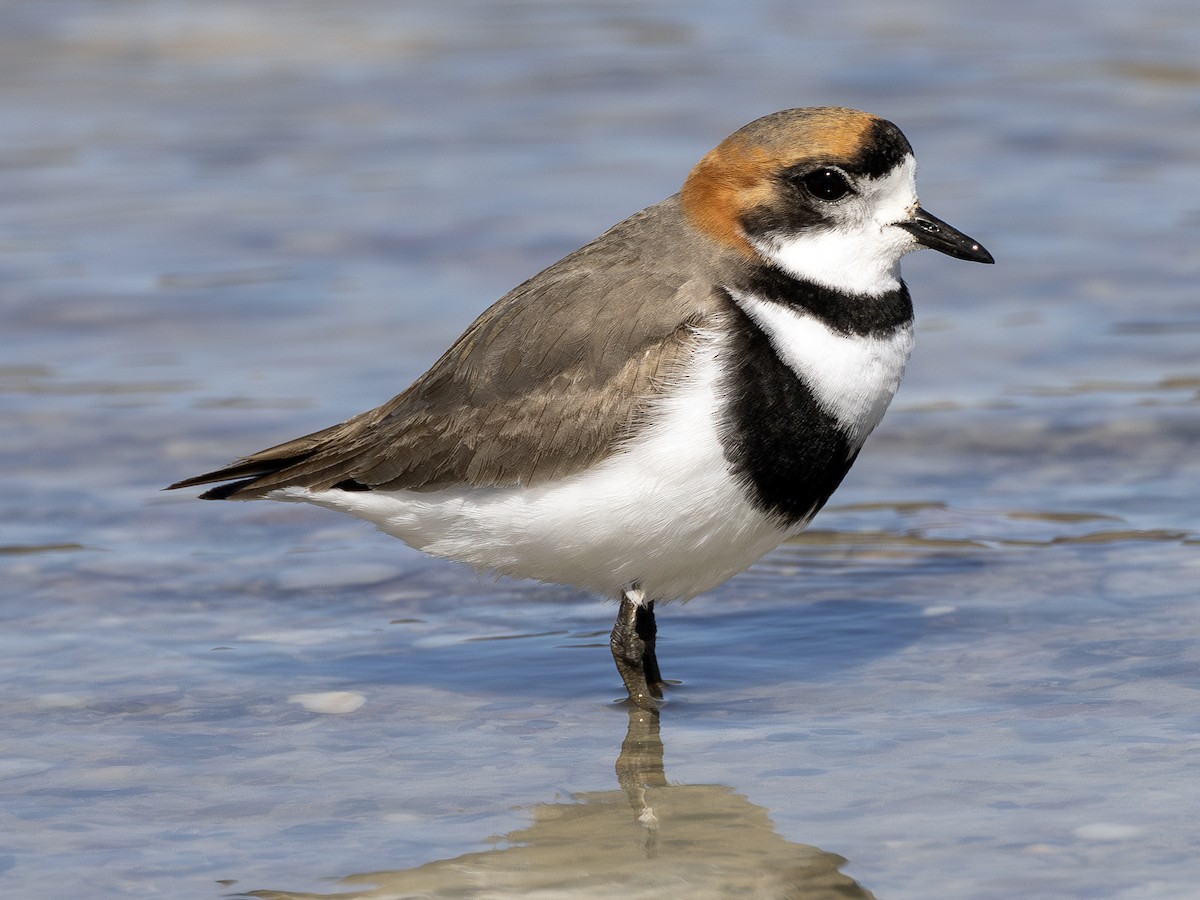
[611,587,663,710]
[637,600,663,689]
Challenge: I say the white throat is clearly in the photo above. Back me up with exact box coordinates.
[752,155,920,297]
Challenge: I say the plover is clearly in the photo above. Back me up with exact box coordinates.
[171,107,993,710]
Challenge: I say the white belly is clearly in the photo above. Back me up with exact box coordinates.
[269,331,791,602]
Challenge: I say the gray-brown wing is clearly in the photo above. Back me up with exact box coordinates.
[170,265,724,499]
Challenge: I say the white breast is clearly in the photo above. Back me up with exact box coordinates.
[269,328,790,603]
[731,291,914,451]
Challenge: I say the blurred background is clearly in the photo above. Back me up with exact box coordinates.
[2,2,1199,898]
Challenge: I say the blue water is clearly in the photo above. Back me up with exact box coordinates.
[3,1,1200,897]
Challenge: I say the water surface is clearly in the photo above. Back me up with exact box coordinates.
[3,2,1200,897]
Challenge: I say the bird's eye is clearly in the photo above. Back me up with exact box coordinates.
[796,168,854,202]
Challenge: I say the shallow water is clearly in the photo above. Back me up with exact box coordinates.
[3,1,1200,897]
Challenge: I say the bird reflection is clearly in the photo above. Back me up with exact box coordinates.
[241,708,874,899]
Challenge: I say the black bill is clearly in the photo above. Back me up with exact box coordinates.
[897,207,994,264]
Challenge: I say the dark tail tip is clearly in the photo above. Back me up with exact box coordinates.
[195,478,262,500]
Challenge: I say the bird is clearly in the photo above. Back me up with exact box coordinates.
[169,107,993,711]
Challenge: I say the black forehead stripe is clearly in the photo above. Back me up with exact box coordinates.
[846,118,913,179]
[765,119,913,182]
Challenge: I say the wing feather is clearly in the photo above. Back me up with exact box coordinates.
[169,198,732,500]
